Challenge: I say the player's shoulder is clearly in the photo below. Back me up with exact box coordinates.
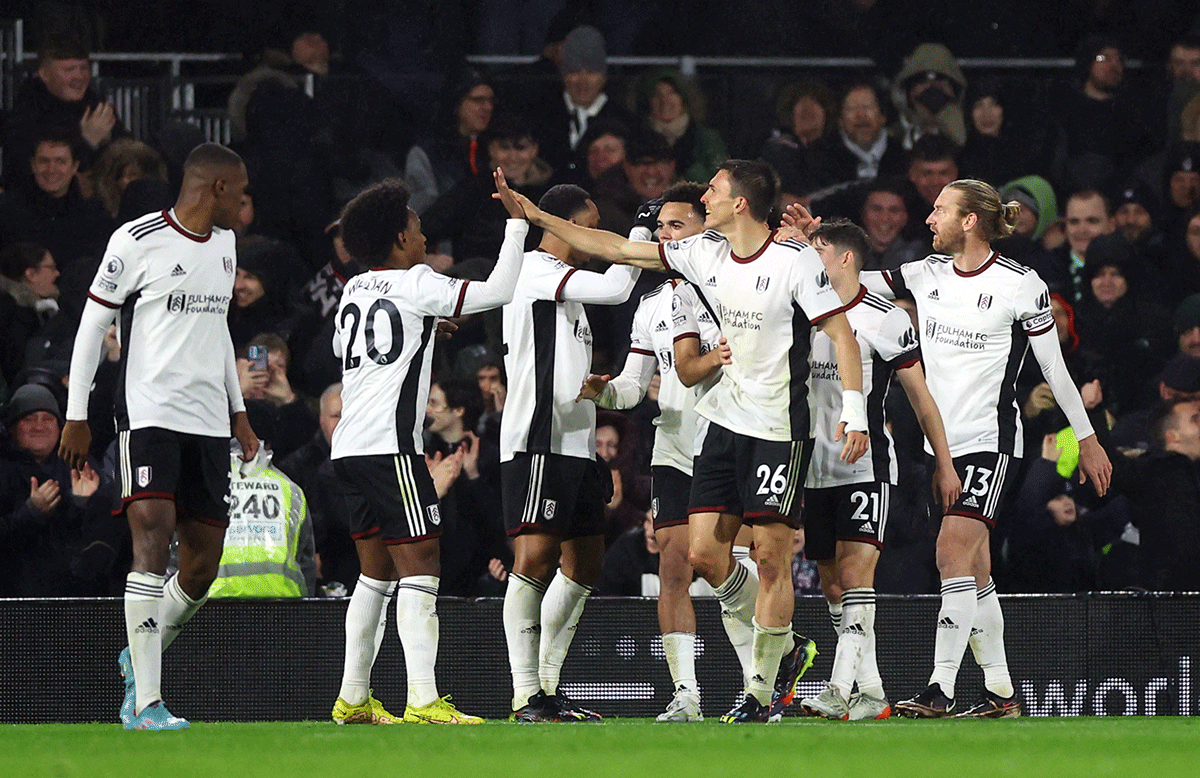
[856,287,898,316]
[769,235,814,255]
[526,249,571,271]
[664,229,726,252]
[118,210,170,241]
[989,251,1034,277]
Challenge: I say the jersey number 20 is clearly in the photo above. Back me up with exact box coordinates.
[340,300,403,370]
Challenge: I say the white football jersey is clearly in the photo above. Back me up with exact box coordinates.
[332,221,528,458]
[659,231,845,441]
[86,209,239,436]
[501,251,639,462]
[808,287,921,488]
[868,251,1054,458]
[670,280,722,462]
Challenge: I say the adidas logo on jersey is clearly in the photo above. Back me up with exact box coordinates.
[971,627,983,637]
[655,321,669,332]
[927,289,939,300]
[843,623,866,637]
[763,494,780,507]
[171,264,187,277]
[705,276,717,287]
[937,616,959,630]
[859,521,874,534]
[963,495,979,508]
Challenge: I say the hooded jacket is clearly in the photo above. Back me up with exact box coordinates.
[891,43,967,148]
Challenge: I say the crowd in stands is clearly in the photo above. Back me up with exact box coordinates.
[3,5,1200,599]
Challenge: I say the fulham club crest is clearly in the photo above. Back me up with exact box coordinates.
[756,276,770,293]
[978,294,993,310]
[137,466,153,487]
[223,256,234,275]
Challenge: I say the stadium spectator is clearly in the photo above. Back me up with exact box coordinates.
[404,69,495,214]
[238,333,319,461]
[958,77,1029,187]
[0,383,124,597]
[91,139,169,219]
[891,42,968,149]
[860,180,923,271]
[906,134,960,213]
[0,128,115,276]
[591,131,677,235]
[1053,35,1155,192]
[632,67,727,185]
[594,511,658,596]
[994,175,1058,274]
[528,25,635,180]
[758,78,839,197]
[1110,353,1200,453]
[1044,188,1115,303]
[227,236,309,352]
[0,243,62,387]
[1073,234,1174,415]
[825,81,907,185]
[577,119,630,190]
[1161,143,1200,238]
[1,38,128,192]
[423,380,507,597]
[422,113,555,273]
[1107,397,1200,591]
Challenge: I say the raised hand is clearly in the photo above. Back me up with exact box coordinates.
[576,373,611,403]
[29,477,61,514]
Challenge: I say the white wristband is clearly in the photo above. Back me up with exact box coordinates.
[839,389,868,433]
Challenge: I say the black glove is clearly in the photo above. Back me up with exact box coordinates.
[632,197,665,234]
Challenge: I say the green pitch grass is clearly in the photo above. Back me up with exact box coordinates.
[4,718,1198,778]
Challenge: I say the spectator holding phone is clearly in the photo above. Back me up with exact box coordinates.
[237,334,318,460]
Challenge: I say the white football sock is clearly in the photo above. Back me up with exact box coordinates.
[827,601,843,634]
[748,617,791,705]
[158,574,206,651]
[662,632,698,694]
[732,545,758,580]
[829,588,874,699]
[969,579,1014,698]
[397,575,441,708]
[714,563,758,685]
[504,573,547,709]
[929,576,977,699]
[337,574,393,705]
[539,571,592,695]
[126,571,165,713]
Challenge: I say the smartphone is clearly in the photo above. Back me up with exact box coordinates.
[248,345,268,371]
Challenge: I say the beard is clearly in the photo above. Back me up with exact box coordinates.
[932,227,965,254]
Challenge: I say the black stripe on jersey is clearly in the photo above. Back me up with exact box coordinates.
[113,291,141,432]
[393,316,435,456]
[994,255,1028,275]
[691,284,720,330]
[131,221,170,241]
[883,269,909,299]
[525,300,557,454]
[997,320,1028,456]
[859,291,893,315]
[867,352,895,483]
[700,229,724,242]
[787,301,815,440]
[129,212,167,234]
[775,238,812,252]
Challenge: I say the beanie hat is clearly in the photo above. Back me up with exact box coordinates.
[1001,175,1058,240]
[5,384,62,426]
[561,25,606,75]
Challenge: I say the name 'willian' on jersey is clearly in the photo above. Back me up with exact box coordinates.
[658,230,846,442]
[86,209,238,436]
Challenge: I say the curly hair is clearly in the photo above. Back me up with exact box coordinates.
[338,178,412,265]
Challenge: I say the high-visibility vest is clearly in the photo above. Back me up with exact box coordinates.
[209,461,309,598]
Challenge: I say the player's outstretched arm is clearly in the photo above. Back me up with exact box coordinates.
[60,298,119,470]
[895,361,962,511]
[1076,433,1112,497]
[493,168,662,269]
[817,311,868,463]
[674,335,730,387]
